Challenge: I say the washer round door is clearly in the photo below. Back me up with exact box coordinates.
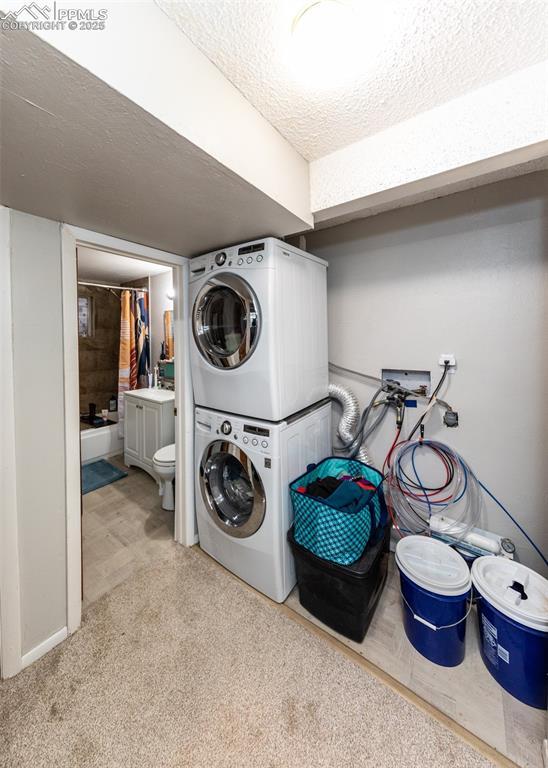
[192,274,260,369]
[200,441,266,538]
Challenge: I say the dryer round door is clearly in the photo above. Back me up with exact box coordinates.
[192,274,260,369]
[200,441,266,538]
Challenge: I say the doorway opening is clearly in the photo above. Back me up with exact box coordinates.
[74,243,183,609]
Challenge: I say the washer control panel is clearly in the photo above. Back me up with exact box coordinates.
[242,423,270,451]
[220,420,232,435]
[199,409,273,456]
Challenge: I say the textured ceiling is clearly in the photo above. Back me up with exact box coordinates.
[156,0,547,161]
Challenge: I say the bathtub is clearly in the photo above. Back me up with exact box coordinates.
[80,412,124,465]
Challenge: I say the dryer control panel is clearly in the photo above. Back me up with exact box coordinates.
[190,236,326,284]
[189,238,273,281]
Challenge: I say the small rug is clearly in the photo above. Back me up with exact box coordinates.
[81,459,127,494]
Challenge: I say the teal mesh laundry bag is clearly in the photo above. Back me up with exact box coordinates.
[289,457,387,565]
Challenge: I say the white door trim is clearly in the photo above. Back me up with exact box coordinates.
[174,260,198,545]
[61,224,82,635]
[61,224,194,639]
[0,206,23,678]
[66,226,188,268]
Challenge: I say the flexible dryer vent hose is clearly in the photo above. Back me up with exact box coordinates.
[328,382,372,465]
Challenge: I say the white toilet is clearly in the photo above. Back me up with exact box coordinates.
[152,443,176,511]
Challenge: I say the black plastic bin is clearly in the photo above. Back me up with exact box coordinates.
[288,523,390,642]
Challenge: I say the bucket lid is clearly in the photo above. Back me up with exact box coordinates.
[153,443,175,465]
[395,535,471,596]
[471,556,548,632]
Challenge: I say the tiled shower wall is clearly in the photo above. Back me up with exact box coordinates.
[78,285,120,414]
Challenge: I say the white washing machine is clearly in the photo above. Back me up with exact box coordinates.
[195,401,331,602]
[190,237,328,421]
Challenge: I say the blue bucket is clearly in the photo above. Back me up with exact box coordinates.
[472,557,548,709]
[396,536,472,667]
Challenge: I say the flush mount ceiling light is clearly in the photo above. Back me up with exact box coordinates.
[291,0,361,88]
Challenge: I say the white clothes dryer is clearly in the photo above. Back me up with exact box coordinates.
[190,237,328,421]
[194,401,331,602]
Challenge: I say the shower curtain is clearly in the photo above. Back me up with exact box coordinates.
[118,289,150,427]
[164,309,174,359]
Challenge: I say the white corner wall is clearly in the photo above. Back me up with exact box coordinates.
[311,62,548,223]
[9,209,68,655]
[305,171,548,575]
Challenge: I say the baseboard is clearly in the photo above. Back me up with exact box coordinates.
[21,627,68,670]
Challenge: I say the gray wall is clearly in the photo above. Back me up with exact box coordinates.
[304,172,548,574]
[10,210,67,653]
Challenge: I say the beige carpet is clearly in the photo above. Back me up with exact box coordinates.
[0,546,496,768]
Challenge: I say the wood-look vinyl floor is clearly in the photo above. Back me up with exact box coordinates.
[285,558,545,768]
[82,454,175,609]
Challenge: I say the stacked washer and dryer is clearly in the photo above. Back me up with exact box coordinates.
[190,237,331,602]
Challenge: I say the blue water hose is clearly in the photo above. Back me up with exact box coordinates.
[477,480,547,568]
[389,439,547,567]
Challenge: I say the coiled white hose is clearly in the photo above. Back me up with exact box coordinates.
[385,439,482,539]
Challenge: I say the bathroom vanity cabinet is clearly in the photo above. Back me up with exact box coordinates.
[123,389,175,479]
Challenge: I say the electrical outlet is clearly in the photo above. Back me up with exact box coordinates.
[439,353,456,371]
